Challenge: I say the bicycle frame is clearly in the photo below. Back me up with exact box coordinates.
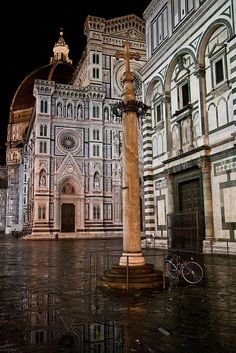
[164,253,204,284]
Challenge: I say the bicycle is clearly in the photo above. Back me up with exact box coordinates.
[164,252,204,284]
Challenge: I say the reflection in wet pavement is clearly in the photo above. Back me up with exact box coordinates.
[0,236,236,352]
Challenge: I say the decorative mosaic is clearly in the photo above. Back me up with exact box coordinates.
[155,178,167,190]
[214,157,236,176]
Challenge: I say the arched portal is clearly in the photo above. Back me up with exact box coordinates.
[61,203,75,232]
[60,181,76,232]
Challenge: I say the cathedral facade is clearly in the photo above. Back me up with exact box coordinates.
[6,15,146,238]
[141,0,236,254]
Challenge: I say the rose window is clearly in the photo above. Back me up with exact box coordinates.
[61,135,76,150]
[57,129,82,154]
[120,72,142,96]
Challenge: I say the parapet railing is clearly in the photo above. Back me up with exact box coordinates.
[89,249,171,292]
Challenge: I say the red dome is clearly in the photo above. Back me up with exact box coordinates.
[10,62,75,123]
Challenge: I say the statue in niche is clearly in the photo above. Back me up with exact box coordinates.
[113,131,120,157]
[39,169,46,187]
[77,104,83,119]
[57,103,62,117]
[67,104,72,118]
[104,107,109,121]
[94,172,100,191]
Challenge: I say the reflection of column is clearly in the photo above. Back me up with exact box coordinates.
[200,160,214,240]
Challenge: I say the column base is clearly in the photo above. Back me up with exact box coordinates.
[119,252,145,266]
[97,263,169,290]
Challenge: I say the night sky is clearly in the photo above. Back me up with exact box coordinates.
[0,0,151,164]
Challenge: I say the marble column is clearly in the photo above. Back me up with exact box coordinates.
[119,107,145,266]
[115,41,145,266]
[200,160,214,240]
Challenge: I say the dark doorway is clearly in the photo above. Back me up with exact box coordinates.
[179,178,201,213]
[169,175,204,252]
[61,203,75,232]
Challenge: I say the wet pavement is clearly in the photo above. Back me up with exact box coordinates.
[0,235,236,353]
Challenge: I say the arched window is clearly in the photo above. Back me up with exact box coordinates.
[93,205,100,219]
[39,141,43,153]
[38,205,46,219]
[40,99,48,113]
[93,129,99,140]
[40,141,47,153]
[92,53,99,64]
[92,105,100,118]
[40,100,44,113]
[151,81,163,127]
[93,145,100,157]
[92,68,99,79]
[40,125,47,136]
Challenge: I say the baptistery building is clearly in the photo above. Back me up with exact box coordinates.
[141,0,236,254]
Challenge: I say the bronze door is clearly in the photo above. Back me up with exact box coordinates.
[179,179,201,213]
[171,177,203,251]
[61,203,75,232]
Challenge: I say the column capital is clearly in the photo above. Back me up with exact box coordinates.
[163,92,171,103]
[194,63,205,78]
[198,158,211,173]
[165,172,174,183]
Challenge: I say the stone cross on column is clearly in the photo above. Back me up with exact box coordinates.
[115,41,145,267]
[115,41,141,102]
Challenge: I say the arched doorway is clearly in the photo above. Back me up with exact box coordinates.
[61,203,75,232]
[60,182,76,232]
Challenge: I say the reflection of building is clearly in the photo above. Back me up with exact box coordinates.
[6,15,146,238]
[21,290,124,352]
[141,0,236,254]
[0,166,7,232]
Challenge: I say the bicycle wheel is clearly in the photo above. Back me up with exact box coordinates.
[181,261,203,284]
[165,260,178,279]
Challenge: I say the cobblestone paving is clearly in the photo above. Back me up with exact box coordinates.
[0,236,235,353]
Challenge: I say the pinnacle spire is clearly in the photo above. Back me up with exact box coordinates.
[50,29,72,64]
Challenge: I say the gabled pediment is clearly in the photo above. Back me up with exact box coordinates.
[56,153,83,182]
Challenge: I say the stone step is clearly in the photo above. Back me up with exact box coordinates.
[110,263,156,275]
[102,271,164,283]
